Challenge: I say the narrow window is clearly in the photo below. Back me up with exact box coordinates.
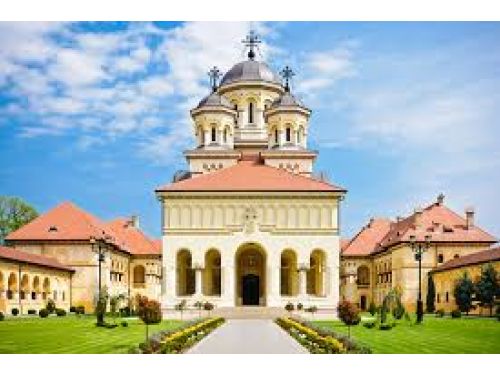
[248,102,254,123]
[274,129,278,144]
[438,254,444,263]
[454,254,459,259]
[223,128,227,143]
[286,127,291,142]
[437,293,440,303]
[445,292,449,302]
[211,127,216,142]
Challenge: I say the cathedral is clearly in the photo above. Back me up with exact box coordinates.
[156,32,346,311]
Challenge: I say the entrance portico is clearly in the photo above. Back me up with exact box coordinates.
[235,243,267,306]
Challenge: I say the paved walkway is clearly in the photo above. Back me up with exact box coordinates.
[187,319,308,354]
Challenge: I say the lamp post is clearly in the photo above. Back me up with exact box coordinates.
[90,235,110,301]
[409,234,431,324]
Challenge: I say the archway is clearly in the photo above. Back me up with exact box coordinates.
[7,273,17,300]
[20,274,29,300]
[307,249,327,296]
[42,277,50,300]
[176,249,195,296]
[204,249,221,296]
[280,249,298,296]
[32,276,40,300]
[235,243,266,306]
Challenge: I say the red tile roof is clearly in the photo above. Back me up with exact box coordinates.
[107,218,161,256]
[156,159,346,192]
[342,218,392,256]
[6,202,161,257]
[0,246,74,272]
[375,201,496,252]
[6,201,115,242]
[432,247,500,273]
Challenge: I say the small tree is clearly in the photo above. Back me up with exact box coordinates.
[175,299,187,320]
[136,295,162,341]
[453,272,474,315]
[475,263,499,316]
[95,288,109,326]
[109,294,125,323]
[194,301,203,318]
[368,301,377,316]
[0,196,38,244]
[203,301,214,317]
[337,300,361,338]
[426,274,436,313]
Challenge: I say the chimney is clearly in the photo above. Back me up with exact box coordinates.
[368,217,375,228]
[465,207,474,229]
[437,193,445,205]
[396,216,403,223]
[130,215,140,229]
[414,207,423,228]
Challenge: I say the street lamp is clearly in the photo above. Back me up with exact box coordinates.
[90,234,111,301]
[409,233,431,324]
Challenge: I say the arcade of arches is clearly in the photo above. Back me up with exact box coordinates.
[173,244,328,306]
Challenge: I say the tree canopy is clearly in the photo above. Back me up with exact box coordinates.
[453,272,475,314]
[475,263,499,316]
[0,196,38,243]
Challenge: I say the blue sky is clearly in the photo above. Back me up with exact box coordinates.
[1,22,499,239]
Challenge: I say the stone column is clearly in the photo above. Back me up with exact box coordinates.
[194,268,203,297]
[222,265,235,307]
[299,268,308,299]
[203,129,210,146]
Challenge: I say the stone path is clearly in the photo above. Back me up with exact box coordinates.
[187,319,308,354]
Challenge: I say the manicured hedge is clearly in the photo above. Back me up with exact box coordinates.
[276,317,372,354]
[129,317,225,354]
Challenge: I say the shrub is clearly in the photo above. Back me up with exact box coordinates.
[0,312,4,321]
[121,321,129,327]
[203,301,214,315]
[451,309,462,319]
[285,302,294,313]
[76,306,85,315]
[46,299,56,314]
[368,301,377,316]
[379,323,393,331]
[39,308,49,318]
[56,308,66,317]
[435,309,445,318]
[392,304,405,320]
[337,300,361,337]
[120,306,131,317]
[69,306,76,313]
[27,309,37,315]
[297,303,303,311]
[175,300,187,320]
[363,321,376,329]
[11,308,19,316]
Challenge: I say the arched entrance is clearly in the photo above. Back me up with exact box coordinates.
[235,243,266,306]
[360,295,367,311]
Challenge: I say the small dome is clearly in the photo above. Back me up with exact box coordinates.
[220,60,281,86]
[269,92,308,110]
[195,92,234,110]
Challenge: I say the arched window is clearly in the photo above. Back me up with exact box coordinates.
[286,127,291,142]
[307,249,327,296]
[280,250,298,296]
[274,129,279,144]
[8,272,17,300]
[204,249,221,296]
[248,102,254,124]
[445,291,449,302]
[133,265,146,286]
[211,127,217,143]
[438,254,444,263]
[223,127,228,143]
[177,249,195,296]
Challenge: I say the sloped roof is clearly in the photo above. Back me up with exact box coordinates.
[342,218,392,256]
[6,201,116,243]
[107,218,161,256]
[375,202,496,252]
[432,247,500,273]
[156,159,346,193]
[0,246,74,272]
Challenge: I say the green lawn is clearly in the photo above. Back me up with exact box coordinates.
[312,315,500,354]
[0,315,184,354]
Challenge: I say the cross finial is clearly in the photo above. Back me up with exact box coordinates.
[208,66,222,92]
[280,65,295,92]
[242,30,261,60]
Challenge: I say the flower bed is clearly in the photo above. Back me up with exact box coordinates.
[129,317,225,354]
[276,317,371,354]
